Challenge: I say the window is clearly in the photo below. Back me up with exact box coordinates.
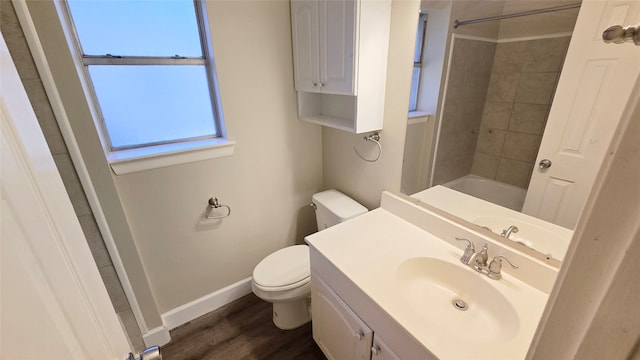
[409,13,428,112]
[64,0,224,152]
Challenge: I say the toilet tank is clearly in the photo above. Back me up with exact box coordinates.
[312,190,368,231]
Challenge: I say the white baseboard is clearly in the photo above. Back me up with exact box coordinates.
[143,326,171,348]
[161,277,253,331]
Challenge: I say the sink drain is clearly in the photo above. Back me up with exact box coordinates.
[452,299,468,311]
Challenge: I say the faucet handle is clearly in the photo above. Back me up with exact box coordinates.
[455,237,475,264]
[471,243,489,270]
[487,255,519,279]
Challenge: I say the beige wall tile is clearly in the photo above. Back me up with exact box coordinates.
[99,266,130,314]
[22,79,68,155]
[471,152,500,179]
[487,72,520,102]
[509,103,549,135]
[0,1,40,81]
[502,132,541,162]
[515,72,558,105]
[482,102,513,130]
[523,37,571,73]
[433,154,474,185]
[495,158,533,188]
[476,126,506,156]
[78,214,112,269]
[118,310,145,353]
[493,41,528,73]
[53,154,92,216]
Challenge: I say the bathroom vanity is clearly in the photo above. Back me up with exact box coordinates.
[306,191,558,359]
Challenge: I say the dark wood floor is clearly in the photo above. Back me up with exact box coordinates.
[161,294,326,360]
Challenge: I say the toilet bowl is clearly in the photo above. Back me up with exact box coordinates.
[252,245,311,330]
[251,190,367,330]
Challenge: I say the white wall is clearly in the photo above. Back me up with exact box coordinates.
[323,0,420,209]
[112,1,323,313]
[25,0,323,317]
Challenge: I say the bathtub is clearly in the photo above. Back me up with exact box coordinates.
[442,175,526,211]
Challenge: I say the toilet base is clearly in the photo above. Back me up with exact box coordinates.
[272,297,311,330]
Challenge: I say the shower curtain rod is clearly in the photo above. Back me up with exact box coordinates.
[454,2,582,29]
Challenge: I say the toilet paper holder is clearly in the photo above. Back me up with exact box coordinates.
[205,197,231,219]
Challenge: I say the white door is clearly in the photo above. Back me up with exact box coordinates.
[522,0,640,229]
[0,34,130,360]
[291,0,320,92]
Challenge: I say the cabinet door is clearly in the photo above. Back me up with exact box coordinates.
[371,335,401,360]
[291,0,320,92]
[318,0,356,95]
[311,276,372,360]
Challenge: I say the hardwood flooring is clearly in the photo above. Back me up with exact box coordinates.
[161,294,326,360]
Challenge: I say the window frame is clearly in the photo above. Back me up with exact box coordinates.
[409,12,428,113]
[60,0,228,154]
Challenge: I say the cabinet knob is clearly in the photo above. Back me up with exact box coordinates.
[355,330,364,340]
[312,82,318,87]
[371,345,380,356]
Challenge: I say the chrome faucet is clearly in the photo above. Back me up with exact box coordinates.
[470,243,489,271]
[454,237,475,265]
[454,237,518,280]
[487,255,519,280]
[501,225,519,239]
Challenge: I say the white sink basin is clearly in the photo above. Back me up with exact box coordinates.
[395,257,519,343]
[474,216,571,260]
[307,200,552,360]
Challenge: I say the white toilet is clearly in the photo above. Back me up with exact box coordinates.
[251,189,368,330]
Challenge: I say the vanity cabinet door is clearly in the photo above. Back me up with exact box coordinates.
[371,335,401,360]
[311,276,373,360]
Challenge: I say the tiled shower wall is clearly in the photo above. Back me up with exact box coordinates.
[432,38,496,185]
[1,2,145,351]
[471,36,571,188]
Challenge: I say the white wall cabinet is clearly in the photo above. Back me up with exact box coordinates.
[290,0,392,133]
[291,0,355,94]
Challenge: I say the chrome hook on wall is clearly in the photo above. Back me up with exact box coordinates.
[353,132,382,162]
[602,24,640,45]
[205,197,231,219]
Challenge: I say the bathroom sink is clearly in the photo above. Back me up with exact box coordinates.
[395,257,519,343]
[473,216,571,260]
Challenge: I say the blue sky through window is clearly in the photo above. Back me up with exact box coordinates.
[66,0,222,151]
[67,0,202,57]
[89,65,216,149]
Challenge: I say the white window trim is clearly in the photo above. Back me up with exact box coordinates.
[108,138,236,175]
[57,0,235,175]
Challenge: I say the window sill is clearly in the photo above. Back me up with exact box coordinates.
[408,111,430,119]
[108,138,235,175]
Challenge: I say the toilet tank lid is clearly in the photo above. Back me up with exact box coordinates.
[312,190,368,220]
[253,245,310,288]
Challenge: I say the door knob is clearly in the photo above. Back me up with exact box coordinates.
[539,159,552,169]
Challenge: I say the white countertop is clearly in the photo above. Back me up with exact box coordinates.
[307,202,550,360]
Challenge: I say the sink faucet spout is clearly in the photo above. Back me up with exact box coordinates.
[501,225,519,239]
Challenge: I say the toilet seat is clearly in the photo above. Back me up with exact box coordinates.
[252,245,310,292]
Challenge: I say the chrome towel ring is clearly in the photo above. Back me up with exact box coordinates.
[353,132,382,162]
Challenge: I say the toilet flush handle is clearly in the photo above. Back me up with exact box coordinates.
[310,202,317,210]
